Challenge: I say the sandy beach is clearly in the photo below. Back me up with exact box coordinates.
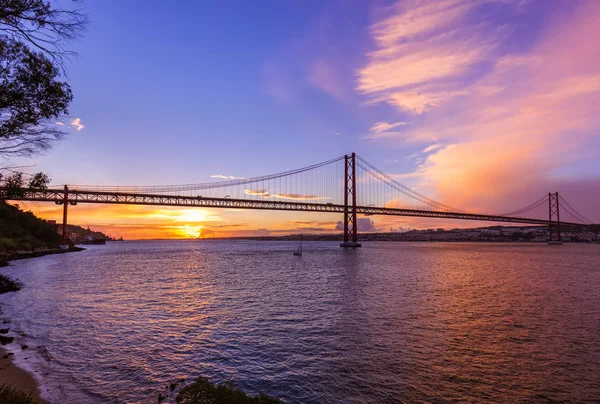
[0,346,48,403]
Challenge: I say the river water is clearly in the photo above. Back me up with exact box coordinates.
[1,241,599,403]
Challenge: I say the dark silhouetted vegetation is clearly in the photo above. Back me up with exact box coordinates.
[1,0,86,157]
[0,38,72,157]
[0,273,20,293]
[176,378,280,404]
[0,384,36,404]
[0,201,61,254]
[0,171,50,199]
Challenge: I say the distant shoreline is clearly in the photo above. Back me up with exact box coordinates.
[106,237,598,243]
[108,224,598,243]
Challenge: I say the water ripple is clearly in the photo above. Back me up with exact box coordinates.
[0,241,599,403]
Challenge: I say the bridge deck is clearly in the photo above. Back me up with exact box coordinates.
[2,188,591,228]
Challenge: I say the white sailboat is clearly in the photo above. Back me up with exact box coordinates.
[293,234,303,256]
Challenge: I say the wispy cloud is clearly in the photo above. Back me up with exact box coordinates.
[365,120,410,139]
[357,0,500,114]
[211,223,249,229]
[423,144,442,153]
[287,220,337,227]
[56,121,64,126]
[210,174,247,180]
[263,61,296,105]
[244,189,329,201]
[70,118,85,131]
[308,59,347,101]
[371,121,410,133]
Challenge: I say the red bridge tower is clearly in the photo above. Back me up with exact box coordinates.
[340,153,361,248]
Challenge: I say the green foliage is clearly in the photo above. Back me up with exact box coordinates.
[0,201,61,254]
[176,378,280,404]
[0,384,37,404]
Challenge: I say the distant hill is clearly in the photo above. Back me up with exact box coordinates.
[211,225,597,243]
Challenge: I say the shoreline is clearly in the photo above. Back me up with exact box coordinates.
[0,347,49,403]
[0,247,85,403]
[0,246,85,268]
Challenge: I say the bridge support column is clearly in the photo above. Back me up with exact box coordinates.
[548,192,562,245]
[340,153,361,248]
[60,185,69,250]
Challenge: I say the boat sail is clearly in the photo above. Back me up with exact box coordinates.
[293,234,303,256]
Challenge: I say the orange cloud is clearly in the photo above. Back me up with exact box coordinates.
[16,202,227,239]
[15,201,349,240]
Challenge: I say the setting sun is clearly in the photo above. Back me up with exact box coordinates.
[179,224,202,238]
[175,209,220,223]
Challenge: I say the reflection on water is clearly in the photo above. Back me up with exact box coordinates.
[1,241,599,403]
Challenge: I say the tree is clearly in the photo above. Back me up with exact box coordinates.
[0,0,85,158]
[0,0,86,69]
[0,170,50,199]
[0,39,72,156]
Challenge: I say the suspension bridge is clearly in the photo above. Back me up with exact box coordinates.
[1,153,596,247]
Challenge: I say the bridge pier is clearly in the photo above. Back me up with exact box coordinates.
[57,185,77,250]
[340,153,361,248]
[59,185,69,250]
[548,192,562,245]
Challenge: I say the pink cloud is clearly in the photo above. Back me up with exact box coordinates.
[359,0,600,220]
[357,0,500,114]
[422,144,442,153]
[263,61,295,104]
[308,59,347,101]
[244,189,329,201]
[365,120,411,139]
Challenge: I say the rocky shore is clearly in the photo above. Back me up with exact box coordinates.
[0,272,47,403]
[0,249,83,403]
[0,246,85,268]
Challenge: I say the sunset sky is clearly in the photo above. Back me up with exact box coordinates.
[12,0,600,239]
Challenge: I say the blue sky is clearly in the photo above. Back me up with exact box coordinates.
[17,0,600,238]
[33,1,385,184]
